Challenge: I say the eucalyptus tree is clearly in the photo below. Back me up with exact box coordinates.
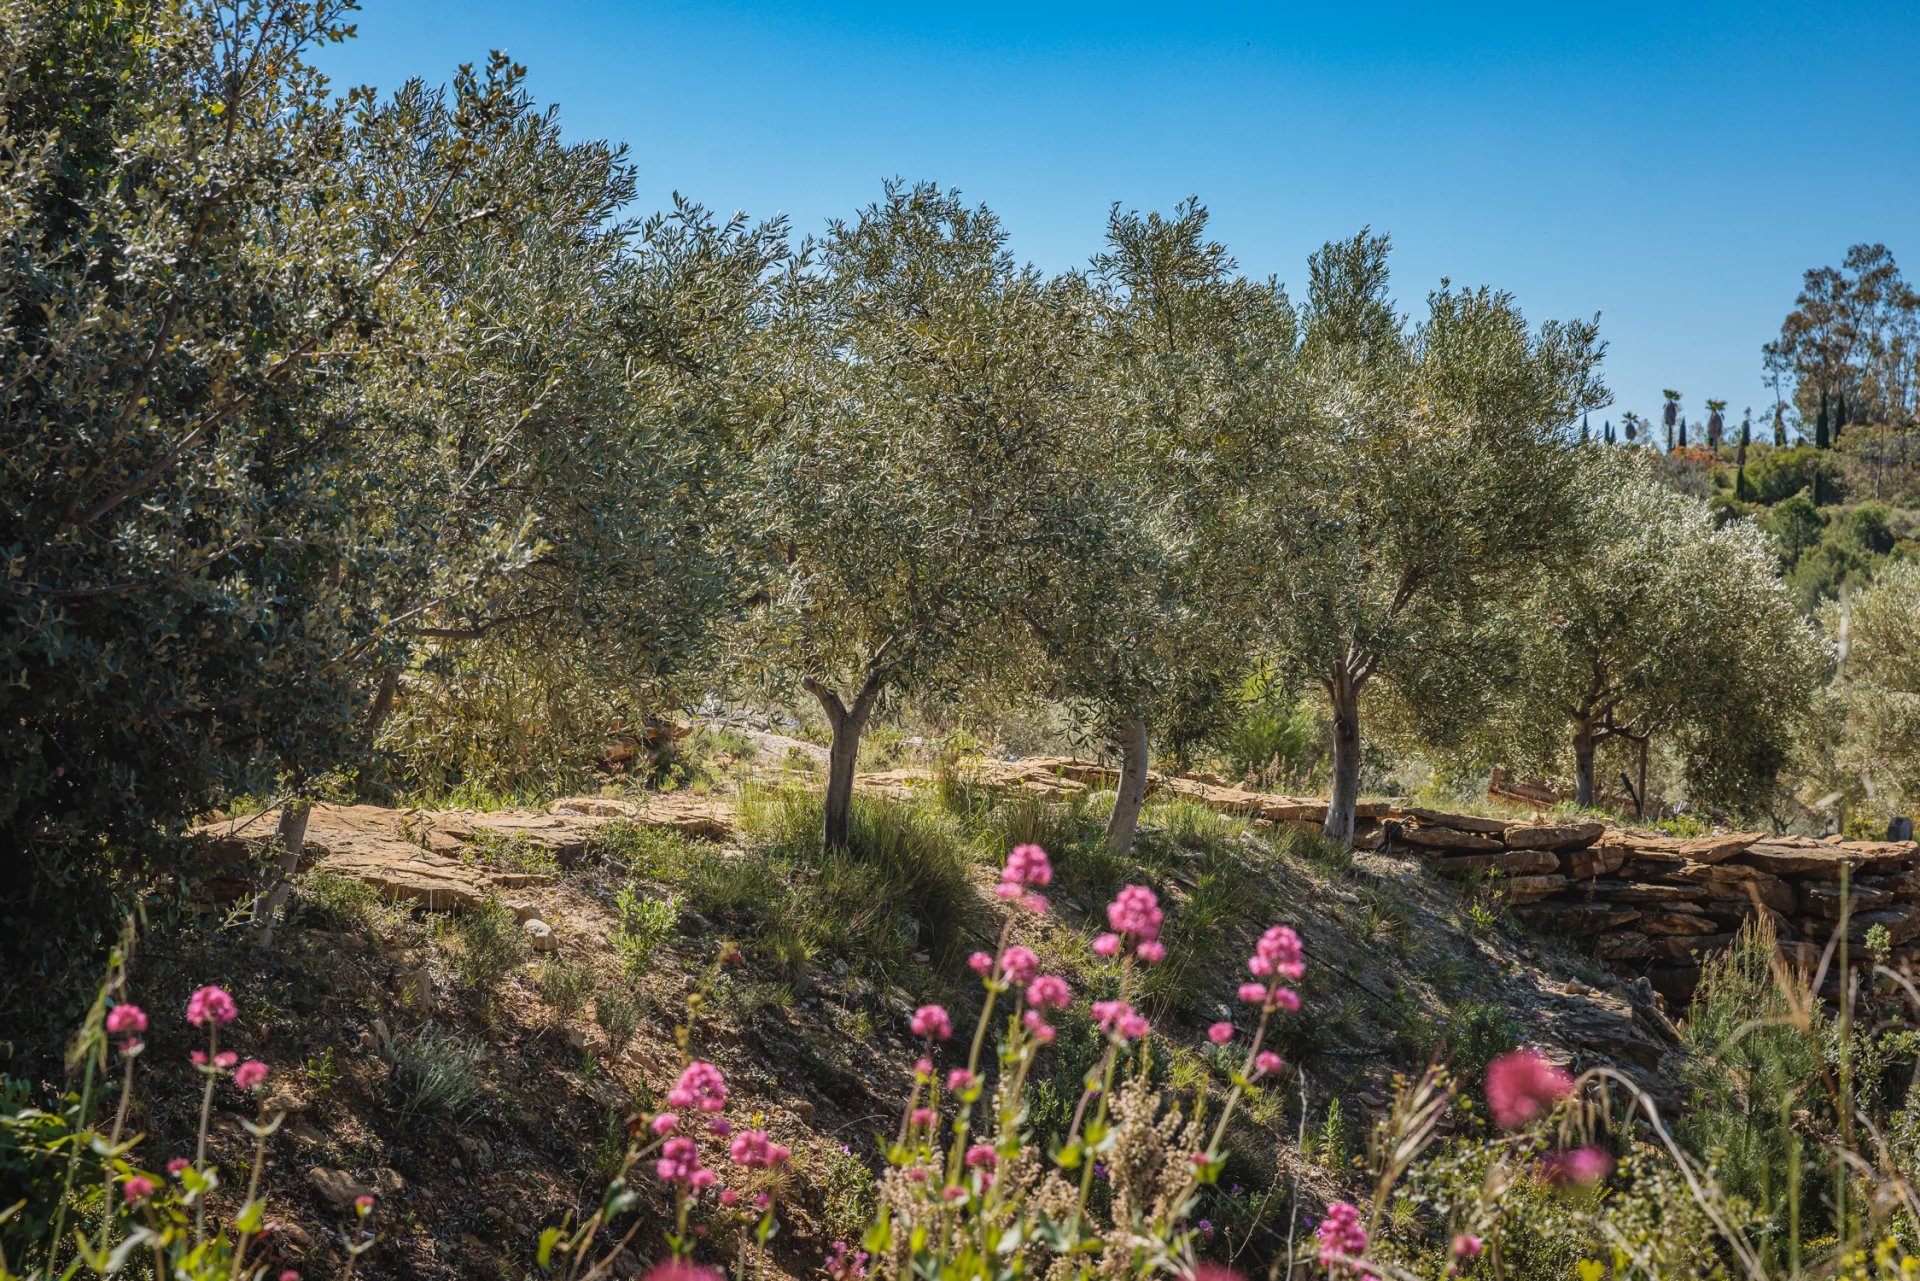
[1502,456,1824,811]
[1261,233,1606,842]
[748,183,1099,851]
[1016,201,1300,854]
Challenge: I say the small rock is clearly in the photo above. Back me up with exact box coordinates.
[370,1167,406,1198]
[1563,979,1587,996]
[307,1167,373,1213]
[524,918,557,952]
[794,1098,816,1122]
[565,1026,591,1052]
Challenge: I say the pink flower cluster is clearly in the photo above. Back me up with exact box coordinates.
[1093,885,1165,964]
[1541,1146,1614,1186]
[910,1005,952,1041]
[668,1061,729,1114]
[996,844,1051,912]
[825,1241,869,1281]
[656,1135,715,1188]
[1238,925,1303,1012]
[106,1004,147,1053]
[1484,1049,1571,1130]
[1091,999,1149,1042]
[186,986,237,1028]
[728,1130,791,1169]
[1316,1200,1371,1276]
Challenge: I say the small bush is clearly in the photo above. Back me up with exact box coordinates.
[613,884,680,977]
[298,868,384,932]
[594,986,645,1056]
[384,1022,487,1123]
[443,895,528,991]
[536,956,593,1022]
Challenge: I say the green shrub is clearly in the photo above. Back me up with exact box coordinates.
[613,885,680,978]
[1212,672,1321,785]
[443,895,528,992]
[593,986,645,1056]
[384,1023,487,1123]
[536,956,593,1022]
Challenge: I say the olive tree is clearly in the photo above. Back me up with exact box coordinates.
[748,183,1096,850]
[1016,201,1298,854]
[1264,233,1607,842]
[1831,559,1920,815]
[1501,455,1825,812]
[341,79,787,785]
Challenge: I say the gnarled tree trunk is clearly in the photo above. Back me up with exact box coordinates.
[1323,664,1363,845]
[1104,713,1150,856]
[1571,717,1597,808]
[251,798,312,950]
[805,665,889,853]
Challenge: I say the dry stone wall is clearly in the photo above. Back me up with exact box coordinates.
[1006,758,1920,1003]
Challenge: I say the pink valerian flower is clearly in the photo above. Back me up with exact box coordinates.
[1000,844,1052,894]
[946,1068,977,1092]
[1095,884,1165,961]
[998,945,1039,984]
[1252,1051,1284,1079]
[354,1195,375,1215]
[1238,980,1300,1013]
[121,1175,155,1204]
[1021,1010,1056,1043]
[728,1130,791,1169]
[826,1240,870,1281]
[910,1107,935,1128]
[656,1135,705,1184]
[233,1060,269,1090]
[914,1057,934,1080]
[941,1185,967,1202]
[282,1272,302,1281]
[166,1158,190,1177]
[719,1188,739,1207]
[710,1118,732,1137]
[668,1061,729,1113]
[1208,1022,1235,1044]
[1026,975,1070,1009]
[968,951,993,976]
[1191,1264,1245,1281]
[190,1051,207,1066]
[214,1051,238,1070]
[1252,925,1305,980]
[651,1113,679,1135]
[1451,1233,1483,1259]
[185,986,238,1028]
[1091,999,1149,1041]
[910,1005,953,1041]
[642,1261,725,1281]
[1484,1050,1573,1130]
[964,1143,997,1168]
[1541,1146,1614,1186]
[1316,1200,1370,1276]
[106,1004,147,1051]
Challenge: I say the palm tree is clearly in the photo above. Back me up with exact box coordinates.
[1706,398,1728,451]
[1664,389,1683,450]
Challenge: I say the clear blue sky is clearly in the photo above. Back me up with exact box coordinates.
[319,1,1920,430]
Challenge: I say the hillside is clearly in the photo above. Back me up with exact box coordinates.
[12,733,1728,1280]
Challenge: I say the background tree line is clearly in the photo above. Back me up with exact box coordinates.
[9,0,1902,962]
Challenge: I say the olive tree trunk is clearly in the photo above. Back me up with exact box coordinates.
[1571,717,1597,808]
[1323,664,1363,845]
[1103,714,1151,856]
[251,798,312,950]
[805,668,888,853]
